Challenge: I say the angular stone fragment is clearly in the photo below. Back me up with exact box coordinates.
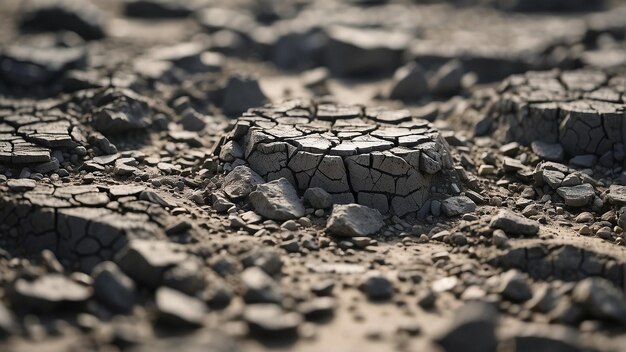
[155,287,206,327]
[358,271,394,301]
[12,274,92,312]
[241,267,282,304]
[304,187,333,209]
[92,99,149,134]
[388,62,429,101]
[498,270,532,303]
[572,277,626,325]
[432,302,499,352]
[325,204,384,237]
[489,210,539,236]
[531,141,564,162]
[222,75,267,116]
[441,196,476,217]
[222,166,264,200]
[92,261,136,313]
[244,304,302,337]
[115,240,187,288]
[556,184,595,207]
[249,178,305,221]
[429,60,464,96]
[606,185,626,205]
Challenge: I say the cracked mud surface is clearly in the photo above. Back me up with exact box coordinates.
[215,100,458,215]
[466,69,626,161]
[1,1,626,352]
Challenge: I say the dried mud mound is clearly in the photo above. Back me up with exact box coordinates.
[215,100,460,215]
[478,69,626,163]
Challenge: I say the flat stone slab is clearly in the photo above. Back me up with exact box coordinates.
[556,183,596,207]
[490,210,540,237]
[216,100,459,215]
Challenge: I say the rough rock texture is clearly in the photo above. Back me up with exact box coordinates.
[325,204,384,237]
[479,70,626,164]
[249,178,305,221]
[215,100,459,215]
[490,210,540,236]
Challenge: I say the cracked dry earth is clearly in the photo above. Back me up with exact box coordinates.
[1,1,626,352]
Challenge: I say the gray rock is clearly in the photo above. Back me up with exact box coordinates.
[490,210,539,236]
[556,183,595,207]
[92,261,136,313]
[212,194,234,213]
[249,178,305,221]
[241,267,282,304]
[298,297,336,320]
[92,99,149,135]
[498,269,532,303]
[244,304,302,336]
[33,158,60,173]
[221,75,267,116]
[359,271,394,301]
[325,204,384,237]
[218,140,243,162]
[441,196,476,217]
[569,155,597,168]
[606,185,626,205]
[178,109,206,131]
[155,287,206,328]
[325,26,408,76]
[12,274,92,312]
[388,62,429,101]
[223,165,264,200]
[115,240,188,288]
[7,178,36,191]
[432,302,499,352]
[429,60,464,96]
[162,259,207,296]
[541,169,564,189]
[531,141,564,162]
[303,187,333,209]
[572,277,626,324]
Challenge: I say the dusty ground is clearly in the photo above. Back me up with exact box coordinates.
[1,0,626,351]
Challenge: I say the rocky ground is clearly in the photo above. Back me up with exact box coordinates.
[1,0,626,351]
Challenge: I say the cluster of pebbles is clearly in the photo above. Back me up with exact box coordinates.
[0,0,626,351]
